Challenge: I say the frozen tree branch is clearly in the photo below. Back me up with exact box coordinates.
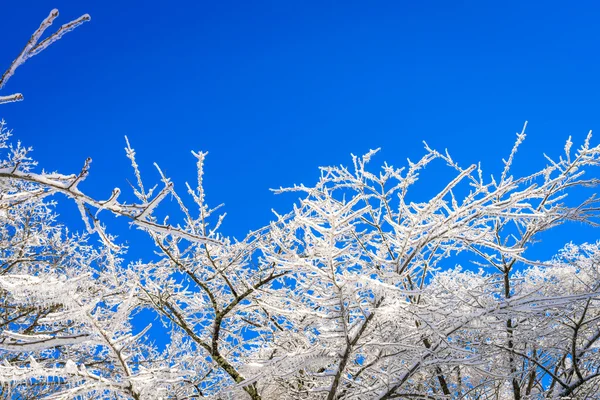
[0,9,90,103]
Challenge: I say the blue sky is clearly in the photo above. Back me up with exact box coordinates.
[1,1,600,255]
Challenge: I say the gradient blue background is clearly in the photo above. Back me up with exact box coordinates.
[1,1,599,259]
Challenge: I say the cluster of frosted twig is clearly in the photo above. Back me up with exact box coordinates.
[1,117,600,399]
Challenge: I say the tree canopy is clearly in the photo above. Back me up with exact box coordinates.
[0,8,599,400]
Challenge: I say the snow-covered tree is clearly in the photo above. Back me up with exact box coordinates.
[1,8,599,400]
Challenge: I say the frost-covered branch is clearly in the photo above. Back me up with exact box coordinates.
[0,9,90,104]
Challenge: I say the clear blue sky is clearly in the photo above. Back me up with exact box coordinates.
[2,1,600,253]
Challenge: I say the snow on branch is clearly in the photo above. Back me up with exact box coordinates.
[0,9,90,104]
[0,161,222,246]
